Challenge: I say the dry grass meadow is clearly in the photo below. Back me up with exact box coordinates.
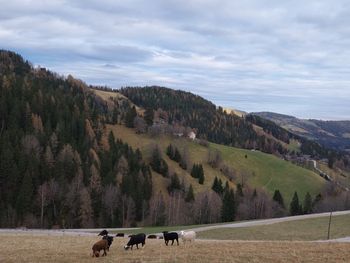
[1,233,350,263]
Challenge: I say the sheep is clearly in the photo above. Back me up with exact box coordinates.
[147,234,158,239]
[116,233,125,237]
[162,231,179,246]
[92,239,108,257]
[102,235,114,251]
[98,229,108,236]
[180,230,196,243]
[124,233,146,250]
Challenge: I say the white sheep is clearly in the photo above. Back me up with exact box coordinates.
[180,230,196,244]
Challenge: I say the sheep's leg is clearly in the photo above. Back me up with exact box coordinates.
[136,244,139,249]
[171,239,174,245]
[102,249,106,256]
[176,238,179,246]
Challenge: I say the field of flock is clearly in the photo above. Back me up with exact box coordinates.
[2,212,350,263]
[2,234,350,263]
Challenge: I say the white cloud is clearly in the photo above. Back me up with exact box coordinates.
[0,0,350,119]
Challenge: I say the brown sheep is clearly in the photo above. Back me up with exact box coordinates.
[92,239,108,257]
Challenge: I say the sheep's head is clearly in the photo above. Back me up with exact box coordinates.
[94,251,100,257]
[180,231,184,237]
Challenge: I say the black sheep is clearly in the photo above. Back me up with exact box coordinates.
[98,229,108,236]
[102,235,114,251]
[162,231,179,246]
[124,233,146,250]
[147,234,158,239]
[116,233,125,237]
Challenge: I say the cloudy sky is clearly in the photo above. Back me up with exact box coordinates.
[1,0,350,120]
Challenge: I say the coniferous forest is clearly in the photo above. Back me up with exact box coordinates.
[0,51,153,228]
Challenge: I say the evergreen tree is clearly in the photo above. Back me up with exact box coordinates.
[312,193,322,209]
[290,191,301,216]
[222,188,235,222]
[303,192,312,214]
[16,173,34,220]
[150,146,168,177]
[144,107,154,126]
[174,148,181,162]
[167,173,181,193]
[191,164,199,178]
[272,189,285,208]
[212,177,221,194]
[166,144,174,159]
[185,184,195,202]
[125,106,137,128]
[236,183,244,197]
[198,170,205,184]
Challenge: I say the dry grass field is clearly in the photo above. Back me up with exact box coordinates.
[1,233,350,263]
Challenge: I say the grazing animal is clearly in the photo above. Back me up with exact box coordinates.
[92,239,108,257]
[124,233,146,250]
[147,234,158,239]
[180,230,196,243]
[98,229,108,236]
[102,235,114,250]
[162,231,179,246]
[116,233,125,237]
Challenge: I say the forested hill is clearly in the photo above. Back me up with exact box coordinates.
[253,112,350,152]
[0,50,153,228]
[120,86,286,154]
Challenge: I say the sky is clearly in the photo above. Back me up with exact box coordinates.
[1,0,350,120]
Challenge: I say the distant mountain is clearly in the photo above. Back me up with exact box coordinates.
[252,112,350,152]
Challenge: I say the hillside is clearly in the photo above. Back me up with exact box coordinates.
[253,112,350,152]
[106,124,324,203]
[119,86,288,155]
[1,50,347,230]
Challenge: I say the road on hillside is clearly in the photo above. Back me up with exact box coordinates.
[187,210,350,232]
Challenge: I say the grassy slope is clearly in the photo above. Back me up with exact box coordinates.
[211,143,324,201]
[198,214,350,241]
[107,124,325,203]
[106,124,230,195]
[2,234,350,263]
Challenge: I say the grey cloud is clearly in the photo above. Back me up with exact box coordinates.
[1,0,350,119]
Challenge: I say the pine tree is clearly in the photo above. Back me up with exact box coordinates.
[174,148,181,162]
[166,144,174,159]
[198,170,205,184]
[290,191,301,216]
[125,106,137,128]
[144,108,154,126]
[222,188,235,222]
[303,192,312,214]
[212,177,220,193]
[185,184,195,202]
[236,183,244,197]
[167,173,181,193]
[191,164,198,178]
[272,189,285,208]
